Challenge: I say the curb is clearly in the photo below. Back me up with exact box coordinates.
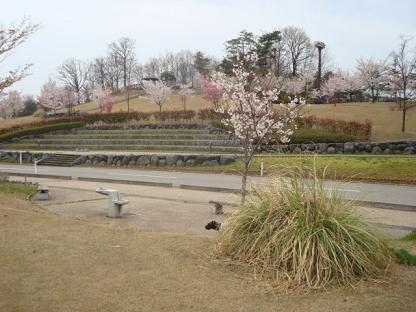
[355,200,416,213]
[6,172,72,180]
[179,184,242,194]
[76,177,173,188]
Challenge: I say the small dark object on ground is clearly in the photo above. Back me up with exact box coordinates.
[205,220,221,231]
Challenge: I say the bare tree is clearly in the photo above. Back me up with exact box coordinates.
[57,58,89,104]
[144,57,161,78]
[0,18,39,93]
[91,57,107,89]
[281,26,313,76]
[108,37,137,89]
[390,36,416,132]
[106,53,122,91]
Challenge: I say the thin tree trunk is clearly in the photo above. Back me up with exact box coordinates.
[401,96,407,132]
[241,161,249,203]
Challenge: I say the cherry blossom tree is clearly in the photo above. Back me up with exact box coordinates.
[212,54,303,202]
[282,69,316,100]
[142,80,171,113]
[200,77,223,109]
[0,90,23,119]
[356,58,388,102]
[178,86,194,111]
[343,72,362,102]
[60,86,77,114]
[320,72,348,105]
[282,77,305,96]
[389,36,416,132]
[92,87,114,112]
[38,80,63,113]
[0,18,39,93]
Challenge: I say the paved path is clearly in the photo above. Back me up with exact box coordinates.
[10,176,416,239]
[1,163,416,207]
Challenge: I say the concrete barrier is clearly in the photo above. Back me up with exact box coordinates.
[77,177,173,188]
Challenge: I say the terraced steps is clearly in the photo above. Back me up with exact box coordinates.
[6,144,241,153]
[5,127,242,153]
[38,154,80,167]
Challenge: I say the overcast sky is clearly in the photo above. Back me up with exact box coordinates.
[1,0,415,95]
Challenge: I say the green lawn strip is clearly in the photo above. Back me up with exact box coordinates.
[233,155,416,183]
[0,182,37,199]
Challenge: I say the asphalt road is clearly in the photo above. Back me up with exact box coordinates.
[0,163,415,207]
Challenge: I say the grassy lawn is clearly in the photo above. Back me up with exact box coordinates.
[239,155,416,183]
[0,192,415,312]
[0,181,37,199]
[3,94,415,142]
[304,102,416,141]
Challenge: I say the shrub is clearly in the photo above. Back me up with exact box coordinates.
[198,108,228,121]
[285,129,355,144]
[0,122,85,142]
[216,166,391,288]
[296,116,372,141]
[153,110,196,121]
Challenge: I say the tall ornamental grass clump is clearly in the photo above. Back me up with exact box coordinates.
[217,166,391,288]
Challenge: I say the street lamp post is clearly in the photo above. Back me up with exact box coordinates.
[314,41,326,90]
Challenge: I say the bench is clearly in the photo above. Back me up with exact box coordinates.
[95,188,129,218]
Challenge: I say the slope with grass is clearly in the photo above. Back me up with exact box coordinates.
[2,95,415,142]
[1,191,416,311]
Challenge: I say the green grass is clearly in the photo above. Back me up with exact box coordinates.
[0,182,37,199]
[223,155,416,184]
[392,249,416,266]
[401,232,416,241]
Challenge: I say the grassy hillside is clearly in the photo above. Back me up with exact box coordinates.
[1,93,415,142]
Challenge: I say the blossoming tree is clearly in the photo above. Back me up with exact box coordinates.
[320,72,348,105]
[0,90,23,119]
[200,78,223,109]
[142,80,171,113]
[356,58,388,102]
[92,87,114,112]
[212,54,303,201]
[178,86,194,111]
[38,80,63,113]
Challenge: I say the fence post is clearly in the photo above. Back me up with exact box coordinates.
[19,152,22,165]
[260,162,264,177]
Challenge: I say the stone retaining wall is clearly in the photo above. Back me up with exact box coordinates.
[0,151,236,167]
[268,141,416,155]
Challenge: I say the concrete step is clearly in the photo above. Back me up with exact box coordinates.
[40,134,234,140]
[5,144,242,153]
[21,139,241,147]
[38,154,80,167]
[75,129,212,135]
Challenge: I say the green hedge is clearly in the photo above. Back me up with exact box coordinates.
[289,129,355,144]
[0,122,86,142]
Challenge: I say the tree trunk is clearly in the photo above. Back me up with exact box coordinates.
[126,89,130,113]
[401,99,406,132]
[241,161,249,203]
[371,87,375,103]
